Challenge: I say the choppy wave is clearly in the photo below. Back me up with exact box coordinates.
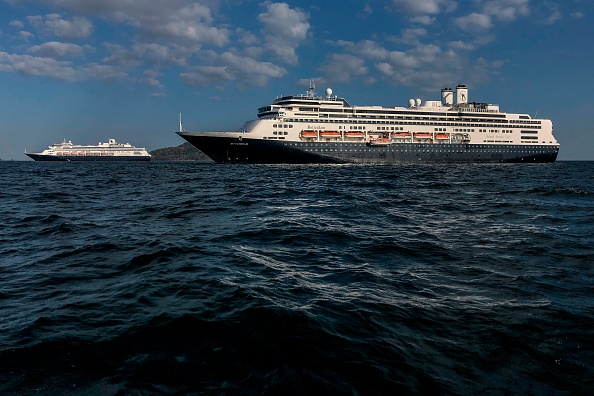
[0,161,593,394]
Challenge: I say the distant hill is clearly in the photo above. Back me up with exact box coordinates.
[149,142,212,161]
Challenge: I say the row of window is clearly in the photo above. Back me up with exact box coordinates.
[267,102,540,124]
[300,147,551,154]
[280,118,541,129]
[290,143,553,149]
[510,119,540,124]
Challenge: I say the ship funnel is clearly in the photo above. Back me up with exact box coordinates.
[456,84,468,104]
[441,87,453,106]
[179,112,185,132]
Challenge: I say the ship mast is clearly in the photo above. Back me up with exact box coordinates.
[179,112,185,132]
[308,79,315,97]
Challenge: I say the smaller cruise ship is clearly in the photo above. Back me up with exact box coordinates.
[25,139,151,161]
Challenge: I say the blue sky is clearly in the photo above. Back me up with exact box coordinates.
[0,0,592,160]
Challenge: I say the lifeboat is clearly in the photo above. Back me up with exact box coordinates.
[300,130,318,138]
[344,131,365,137]
[414,133,432,138]
[435,133,450,139]
[390,132,411,138]
[319,130,341,137]
[368,137,391,146]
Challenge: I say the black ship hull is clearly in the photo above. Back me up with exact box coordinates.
[26,153,151,162]
[179,133,559,164]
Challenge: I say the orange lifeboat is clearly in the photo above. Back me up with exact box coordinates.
[435,133,450,139]
[368,137,391,146]
[319,130,341,137]
[414,133,432,138]
[344,131,365,137]
[390,132,411,138]
[300,130,318,138]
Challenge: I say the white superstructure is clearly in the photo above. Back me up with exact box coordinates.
[238,81,557,147]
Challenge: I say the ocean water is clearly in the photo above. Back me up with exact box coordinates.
[1,161,593,395]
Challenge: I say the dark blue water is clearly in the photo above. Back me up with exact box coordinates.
[1,161,593,395]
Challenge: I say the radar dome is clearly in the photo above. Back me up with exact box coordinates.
[325,88,332,97]
[416,98,422,107]
[409,99,415,107]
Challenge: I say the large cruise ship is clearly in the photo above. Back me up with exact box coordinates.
[25,139,151,161]
[177,81,559,164]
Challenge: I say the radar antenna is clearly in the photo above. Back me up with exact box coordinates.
[308,79,316,97]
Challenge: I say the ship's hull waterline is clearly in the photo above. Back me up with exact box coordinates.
[179,133,559,164]
[25,153,151,162]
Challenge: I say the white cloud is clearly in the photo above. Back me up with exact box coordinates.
[570,12,584,19]
[27,14,92,39]
[337,40,387,59]
[483,0,530,22]
[10,20,24,28]
[181,66,235,86]
[29,41,86,58]
[143,69,162,86]
[258,2,310,65]
[82,63,127,81]
[455,0,530,33]
[181,52,287,87]
[140,3,229,46]
[14,1,228,46]
[0,51,127,82]
[142,69,165,95]
[536,2,562,24]
[390,0,457,15]
[357,3,373,19]
[20,31,34,41]
[448,41,477,51]
[4,1,298,90]
[103,42,189,67]
[543,10,561,24]
[237,28,257,45]
[319,54,368,83]
[373,46,464,90]
[392,28,428,45]
[219,51,287,86]
[455,13,493,32]
[410,16,436,25]
[0,51,78,81]
[319,37,504,91]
